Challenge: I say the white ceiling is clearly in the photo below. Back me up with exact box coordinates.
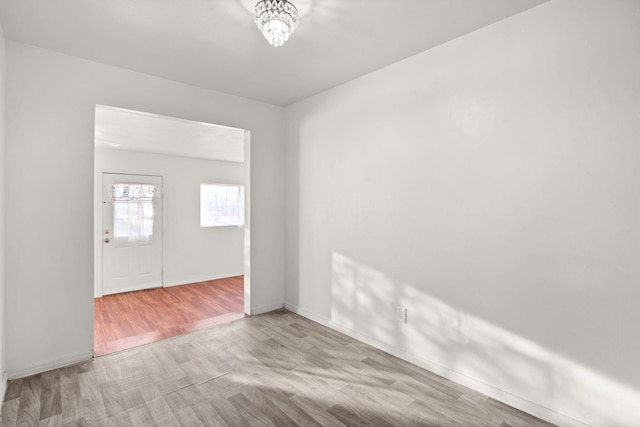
[0,0,547,106]
[95,105,245,162]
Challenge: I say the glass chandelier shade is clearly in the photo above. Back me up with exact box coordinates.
[254,0,299,47]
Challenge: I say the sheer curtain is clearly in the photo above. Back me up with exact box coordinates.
[111,183,157,242]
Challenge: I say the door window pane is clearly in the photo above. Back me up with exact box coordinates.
[112,183,156,241]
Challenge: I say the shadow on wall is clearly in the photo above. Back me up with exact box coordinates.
[330,251,640,426]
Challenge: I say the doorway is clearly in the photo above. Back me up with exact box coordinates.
[93,105,250,356]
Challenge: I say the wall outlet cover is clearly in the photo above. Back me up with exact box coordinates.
[397,306,407,324]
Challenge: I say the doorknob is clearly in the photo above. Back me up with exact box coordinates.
[104,238,110,243]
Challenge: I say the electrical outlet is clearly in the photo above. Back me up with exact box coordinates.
[397,306,407,324]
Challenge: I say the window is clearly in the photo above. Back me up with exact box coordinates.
[112,183,157,241]
[200,184,245,227]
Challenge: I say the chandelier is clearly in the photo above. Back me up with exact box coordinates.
[254,0,299,47]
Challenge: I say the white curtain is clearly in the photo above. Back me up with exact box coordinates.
[111,183,157,242]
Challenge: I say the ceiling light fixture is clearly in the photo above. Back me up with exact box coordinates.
[254,0,299,47]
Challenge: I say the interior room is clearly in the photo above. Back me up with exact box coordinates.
[93,105,248,355]
[0,0,639,426]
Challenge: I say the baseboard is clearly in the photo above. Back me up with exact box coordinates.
[103,283,162,296]
[283,303,330,325]
[286,304,588,427]
[252,302,285,315]
[95,273,243,297]
[163,273,243,288]
[0,373,7,416]
[6,350,93,380]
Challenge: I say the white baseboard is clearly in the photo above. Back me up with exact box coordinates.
[285,304,588,427]
[252,302,285,315]
[94,274,244,297]
[284,303,330,324]
[163,272,243,288]
[6,350,93,380]
[102,283,162,296]
[0,373,7,416]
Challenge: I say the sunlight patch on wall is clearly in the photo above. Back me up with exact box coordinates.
[331,251,640,425]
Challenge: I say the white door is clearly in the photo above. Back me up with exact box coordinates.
[102,173,163,295]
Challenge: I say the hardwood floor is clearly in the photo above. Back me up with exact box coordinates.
[94,276,245,356]
[2,310,555,427]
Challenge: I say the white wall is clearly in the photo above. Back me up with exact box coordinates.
[285,1,640,426]
[94,148,245,296]
[4,42,285,377]
[0,23,7,401]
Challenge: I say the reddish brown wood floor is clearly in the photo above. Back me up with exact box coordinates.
[94,275,245,356]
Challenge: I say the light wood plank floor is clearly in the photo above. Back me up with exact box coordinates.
[2,310,555,426]
[94,276,245,356]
